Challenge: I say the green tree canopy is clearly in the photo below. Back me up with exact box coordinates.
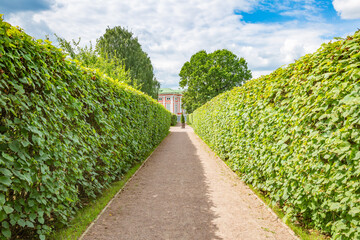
[96,26,160,98]
[56,35,131,85]
[179,49,252,113]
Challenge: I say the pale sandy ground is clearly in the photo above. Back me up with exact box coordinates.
[81,125,298,240]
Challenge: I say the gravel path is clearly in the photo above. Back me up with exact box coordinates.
[81,126,298,240]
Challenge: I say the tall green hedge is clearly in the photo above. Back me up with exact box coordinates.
[0,18,170,239]
[186,114,193,125]
[191,31,360,239]
[171,114,177,126]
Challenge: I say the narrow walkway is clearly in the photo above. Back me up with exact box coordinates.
[82,126,297,240]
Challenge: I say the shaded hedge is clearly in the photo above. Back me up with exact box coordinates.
[171,114,177,126]
[190,31,360,239]
[0,18,170,239]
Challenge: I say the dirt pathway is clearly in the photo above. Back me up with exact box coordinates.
[81,126,297,240]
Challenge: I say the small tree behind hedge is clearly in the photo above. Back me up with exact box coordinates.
[171,114,177,126]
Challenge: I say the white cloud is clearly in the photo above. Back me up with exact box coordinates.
[333,0,360,19]
[2,0,353,88]
[252,70,272,79]
[6,12,54,40]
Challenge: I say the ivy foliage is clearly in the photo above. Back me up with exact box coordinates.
[0,17,170,239]
[190,31,360,239]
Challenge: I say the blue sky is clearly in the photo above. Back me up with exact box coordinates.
[0,0,53,13]
[235,0,338,23]
[1,0,360,88]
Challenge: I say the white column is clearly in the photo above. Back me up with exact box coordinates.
[179,96,182,113]
[170,95,174,113]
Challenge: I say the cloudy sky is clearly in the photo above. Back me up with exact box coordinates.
[1,0,360,88]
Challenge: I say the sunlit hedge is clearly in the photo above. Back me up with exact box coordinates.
[191,31,360,239]
[0,18,170,239]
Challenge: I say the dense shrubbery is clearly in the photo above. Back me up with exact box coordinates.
[186,114,193,125]
[55,36,133,88]
[0,18,170,239]
[190,31,360,239]
[171,114,177,126]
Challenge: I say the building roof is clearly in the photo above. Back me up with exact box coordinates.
[159,88,183,95]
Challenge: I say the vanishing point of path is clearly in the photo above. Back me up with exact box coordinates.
[82,126,298,240]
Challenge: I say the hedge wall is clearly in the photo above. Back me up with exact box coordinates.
[171,114,177,126]
[0,18,170,239]
[190,31,360,239]
[186,114,193,125]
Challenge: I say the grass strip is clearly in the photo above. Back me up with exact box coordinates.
[243,182,329,240]
[50,162,141,240]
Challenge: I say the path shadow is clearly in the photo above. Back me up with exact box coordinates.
[83,129,222,240]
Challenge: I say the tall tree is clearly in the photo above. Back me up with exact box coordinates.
[96,26,160,98]
[55,35,131,85]
[179,49,252,113]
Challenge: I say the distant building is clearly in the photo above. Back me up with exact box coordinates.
[158,88,186,121]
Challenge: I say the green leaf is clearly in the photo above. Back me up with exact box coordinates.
[349,207,360,216]
[0,168,12,177]
[0,176,12,186]
[0,193,5,205]
[39,234,45,240]
[353,151,360,160]
[3,206,13,214]
[10,219,16,226]
[17,218,26,227]
[28,200,34,207]
[26,220,34,228]
[1,228,11,238]
[0,210,7,222]
[334,220,347,232]
[1,153,14,162]
[29,213,37,221]
[341,95,360,105]
[9,140,20,153]
[2,221,9,228]
[38,209,44,217]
